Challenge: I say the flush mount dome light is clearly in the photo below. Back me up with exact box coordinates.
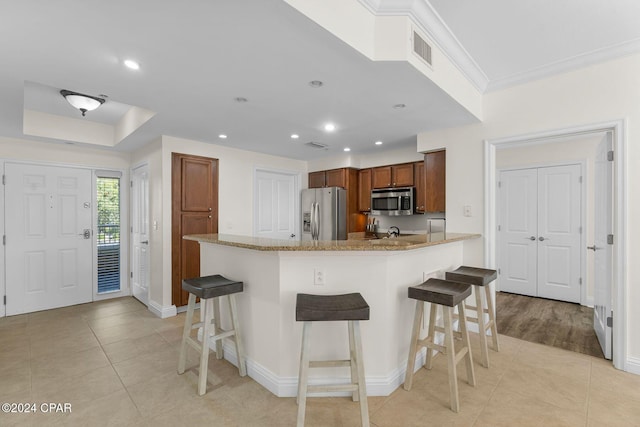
[60,90,105,117]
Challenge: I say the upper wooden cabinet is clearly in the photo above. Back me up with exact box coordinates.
[372,163,414,189]
[425,150,446,212]
[308,168,346,188]
[358,169,372,212]
[414,161,426,213]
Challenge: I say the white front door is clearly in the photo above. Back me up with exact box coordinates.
[593,133,613,359]
[131,165,150,306]
[5,163,93,315]
[498,168,538,297]
[498,164,582,303]
[254,169,298,239]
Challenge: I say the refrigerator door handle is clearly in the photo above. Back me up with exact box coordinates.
[315,202,320,240]
[311,202,317,240]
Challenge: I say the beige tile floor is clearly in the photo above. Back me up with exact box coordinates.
[1,297,639,427]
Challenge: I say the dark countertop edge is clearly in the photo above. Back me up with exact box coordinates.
[183,233,481,252]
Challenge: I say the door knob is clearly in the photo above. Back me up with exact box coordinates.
[141,240,149,245]
[290,234,296,238]
[525,236,536,241]
[539,236,548,241]
[587,245,600,251]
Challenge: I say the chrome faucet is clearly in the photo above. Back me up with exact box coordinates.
[387,226,400,238]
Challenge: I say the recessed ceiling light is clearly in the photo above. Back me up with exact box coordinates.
[124,59,140,70]
[291,134,299,139]
[393,103,406,109]
[309,80,324,88]
[375,141,383,145]
[218,134,227,139]
[324,123,336,132]
[343,147,351,152]
[234,97,248,103]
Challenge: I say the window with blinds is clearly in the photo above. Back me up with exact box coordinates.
[97,176,121,293]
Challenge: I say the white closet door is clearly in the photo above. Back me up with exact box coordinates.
[537,165,582,303]
[5,163,93,315]
[498,168,538,297]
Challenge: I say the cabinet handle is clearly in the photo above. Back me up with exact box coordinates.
[208,215,212,219]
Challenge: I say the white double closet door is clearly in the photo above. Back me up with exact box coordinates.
[499,164,582,303]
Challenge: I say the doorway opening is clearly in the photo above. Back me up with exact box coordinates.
[484,120,626,369]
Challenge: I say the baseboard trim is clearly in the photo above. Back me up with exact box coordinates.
[625,356,640,375]
[148,300,177,318]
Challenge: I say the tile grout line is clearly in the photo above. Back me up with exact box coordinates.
[584,360,593,427]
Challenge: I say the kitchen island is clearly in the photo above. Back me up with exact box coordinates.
[183,232,480,397]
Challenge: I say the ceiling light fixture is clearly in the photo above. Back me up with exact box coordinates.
[375,141,383,145]
[291,134,299,139]
[343,147,351,152]
[60,89,105,117]
[124,59,140,70]
[218,134,228,139]
[324,123,336,132]
[309,80,324,88]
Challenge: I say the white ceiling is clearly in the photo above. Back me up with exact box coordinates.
[2,0,639,160]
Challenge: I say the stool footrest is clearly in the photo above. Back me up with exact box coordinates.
[417,338,446,354]
[309,360,351,368]
[454,347,469,364]
[307,384,359,394]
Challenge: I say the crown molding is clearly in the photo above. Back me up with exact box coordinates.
[486,37,640,92]
[359,0,489,92]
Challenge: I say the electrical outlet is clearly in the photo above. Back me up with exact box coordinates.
[314,268,325,286]
[463,205,472,217]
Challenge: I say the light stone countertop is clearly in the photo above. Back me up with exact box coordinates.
[183,232,480,251]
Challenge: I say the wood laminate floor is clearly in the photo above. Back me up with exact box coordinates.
[496,291,605,359]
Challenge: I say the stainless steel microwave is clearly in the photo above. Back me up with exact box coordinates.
[371,187,414,216]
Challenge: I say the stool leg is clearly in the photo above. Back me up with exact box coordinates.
[348,320,359,402]
[425,303,438,370]
[228,294,247,377]
[198,298,213,396]
[212,297,223,359]
[458,303,476,387]
[443,306,459,413]
[474,285,489,368]
[403,300,423,391]
[297,321,312,427]
[485,285,500,352]
[178,293,196,375]
[351,320,370,427]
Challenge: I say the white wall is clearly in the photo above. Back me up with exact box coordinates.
[153,136,308,310]
[496,134,602,304]
[417,53,640,366]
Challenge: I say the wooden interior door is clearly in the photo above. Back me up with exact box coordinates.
[171,153,218,307]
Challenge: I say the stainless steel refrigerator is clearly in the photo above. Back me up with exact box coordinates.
[301,187,347,241]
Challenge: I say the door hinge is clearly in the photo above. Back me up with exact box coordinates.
[607,234,614,245]
[130,180,133,188]
[2,235,5,245]
[2,175,5,185]
[130,272,133,279]
[607,314,613,328]
[607,150,614,161]
[3,295,5,305]
[498,181,502,188]
[579,277,582,285]
[579,176,583,184]
[497,225,501,231]
[498,268,501,275]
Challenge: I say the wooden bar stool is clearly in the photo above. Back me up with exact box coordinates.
[296,293,370,427]
[446,266,499,368]
[177,274,247,396]
[404,278,476,413]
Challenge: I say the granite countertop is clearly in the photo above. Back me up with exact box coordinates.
[183,232,480,252]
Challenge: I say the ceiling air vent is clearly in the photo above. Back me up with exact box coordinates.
[413,31,432,66]
[305,141,328,150]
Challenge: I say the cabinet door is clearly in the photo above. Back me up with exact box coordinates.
[425,150,445,212]
[392,163,414,187]
[308,171,325,188]
[372,166,392,189]
[358,169,372,212]
[414,161,426,212]
[325,168,346,188]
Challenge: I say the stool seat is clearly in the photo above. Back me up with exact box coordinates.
[445,266,497,286]
[296,293,369,322]
[408,279,472,307]
[182,274,243,299]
